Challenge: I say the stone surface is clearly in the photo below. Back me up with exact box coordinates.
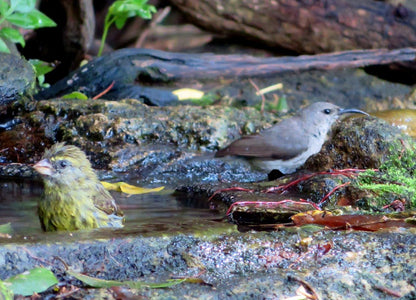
[304,116,414,172]
[0,230,415,299]
[0,53,35,105]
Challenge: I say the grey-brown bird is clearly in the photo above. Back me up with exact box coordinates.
[215,102,368,174]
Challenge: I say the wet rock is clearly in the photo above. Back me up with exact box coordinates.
[0,53,36,105]
[1,98,274,184]
[0,121,52,165]
[0,230,415,299]
[0,163,35,178]
[304,116,414,172]
[31,98,275,152]
[177,170,357,226]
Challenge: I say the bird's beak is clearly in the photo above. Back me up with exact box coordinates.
[339,108,369,116]
[33,159,54,176]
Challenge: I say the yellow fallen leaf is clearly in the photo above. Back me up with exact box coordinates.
[256,83,283,95]
[172,88,204,100]
[101,181,164,195]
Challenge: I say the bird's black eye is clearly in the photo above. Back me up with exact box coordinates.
[323,108,332,114]
[58,160,70,169]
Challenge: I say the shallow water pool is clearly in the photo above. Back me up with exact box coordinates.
[0,179,232,243]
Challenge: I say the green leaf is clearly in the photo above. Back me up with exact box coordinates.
[111,2,131,14]
[109,0,155,21]
[0,1,10,16]
[61,91,88,100]
[188,96,215,106]
[4,268,58,296]
[0,223,12,234]
[36,75,50,88]
[114,14,129,29]
[11,0,36,13]
[67,269,184,289]
[28,59,54,76]
[138,5,157,19]
[7,10,56,29]
[0,37,10,53]
[0,280,13,300]
[276,96,288,113]
[98,0,155,57]
[0,27,25,47]
[108,2,127,17]
[29,59,54,88]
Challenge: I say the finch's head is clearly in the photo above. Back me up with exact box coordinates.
[33,143,97,186]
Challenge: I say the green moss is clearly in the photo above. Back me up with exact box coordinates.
[355,140,416,208]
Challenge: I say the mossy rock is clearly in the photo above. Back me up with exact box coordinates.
[304,116,413,171]
[305,116,416,209]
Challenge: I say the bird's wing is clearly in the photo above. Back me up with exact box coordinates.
[92,183,124,217]
[216,122,309,159]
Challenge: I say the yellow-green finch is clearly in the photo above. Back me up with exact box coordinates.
[33,143,124,231]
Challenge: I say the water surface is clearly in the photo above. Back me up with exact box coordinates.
[0,179,232,243]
